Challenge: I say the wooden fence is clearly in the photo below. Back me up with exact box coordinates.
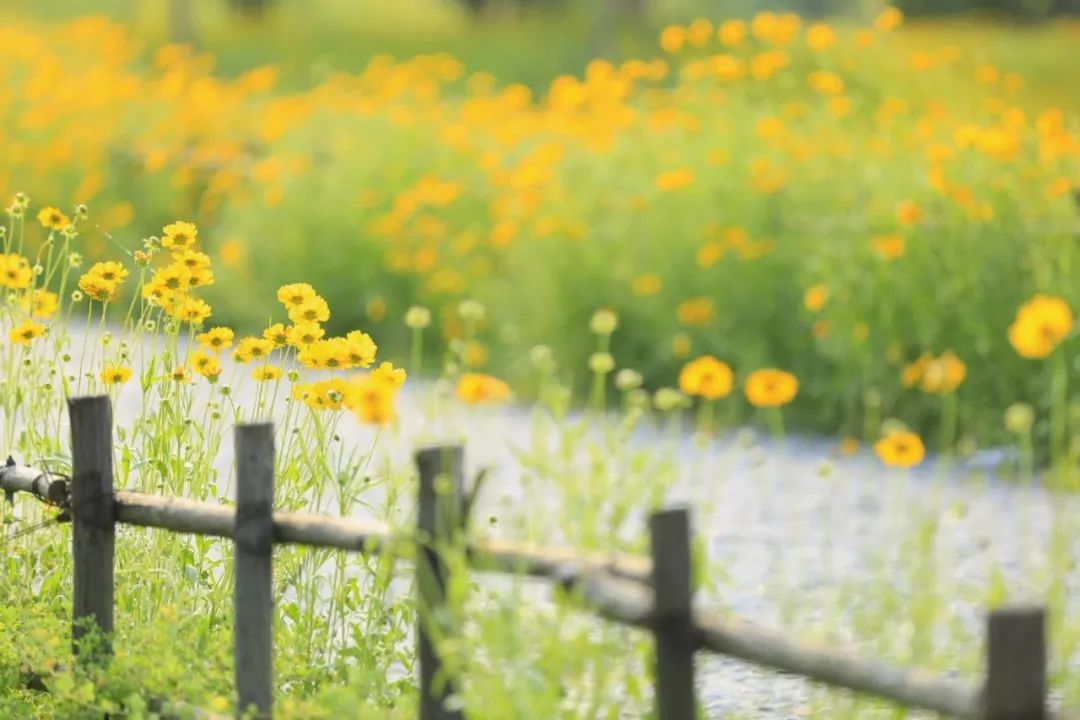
[0,395,1067,719]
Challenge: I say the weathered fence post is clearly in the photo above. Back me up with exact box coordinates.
[415,445,466,720]
[982,606,1046,719]
[650,507,696,720]
[235,424,275,719]
[69,395,115,660]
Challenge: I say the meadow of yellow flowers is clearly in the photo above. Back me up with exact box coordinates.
[1,9,1079,463]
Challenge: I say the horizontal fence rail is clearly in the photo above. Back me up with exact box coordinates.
[0,395,1070,719]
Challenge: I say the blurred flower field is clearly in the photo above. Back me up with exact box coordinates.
[4,5,1080,717]
[2,9,1079,456]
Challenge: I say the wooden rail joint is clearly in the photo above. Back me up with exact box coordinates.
[2,456,71,512]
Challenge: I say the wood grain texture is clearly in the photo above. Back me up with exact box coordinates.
[416,445,465,720]
[68,395,114,658]
[650,509,695,720]
[234,424,274,719]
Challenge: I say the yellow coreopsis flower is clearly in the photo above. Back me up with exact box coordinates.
[874,431,925,468]
[234,337,275,363]
[196,326,234,353]
[678,356,734,400]
[101,365,132,385]
[263,323,289,347]
[345,331,377,368]
[344,375,399,426]
[1008,294,1073,359]
[86,261,128,285]
[676,297,714,327]
[288,296,330,324]
[871,233,906,261]
[277,282,317,309]
[805,23,836,52]
[189,351,222,382]
[744,369,799,408]
[655,168,694,192]
[286,322,325,347]
[632,274,662,296]
[803,284,828,312]
[169,296,212,324]
[78,274,117,302]
[21,289,59,319]
[252,365,283,382]
[161,221,198,250]
[0,255,33,290]
[9,320,46,345]
[370,361,407,389]
[456,373,511,404]
[37,206,71,231]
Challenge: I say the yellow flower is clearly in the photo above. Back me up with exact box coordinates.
[293,378,348,411]
[805,23,836,52]
[370,361,407,388]
[717,19,746,47]
[168,296,212,324]
[286,322,325,347]
[252,365,283,382]
[219,239,244,267]
[171,249,211,270]
[150,263,191,296]
[37,206,71,230]
[9,320,46,345]
[277,282,317,309]
[803,284,828,313]
[901,353,930,388]
[1008,294,1073,359]
[188,266,215,288]
[697,241,724,269]
[896,200,922,227]
[874,6,903,32]
[287,296,330,324]
[922,351,966,394]
[677,297,714,327]
[904,351,966,394]
[655,168,694,192]
[678,356,733,400]
[874,431,925,468]
[456,373,511,404]
[871,233,906,261]
[161,221,198,250]
[632,273,662,296]
[234,337,275,363]
[659,25,686,54]
[21,289,59,319]
[78,274,117,302]
[189,351,222,381]
[87,261,128,285]
[808,70,844,96]
[344,374,398,425]
[744,369,798,408]
[171,366,190,383]
[345,330,378,368]
[0,254,33,290]
[101,365,132,386]
[263,323,289,347]
[298,338,350,370]
[196,327,234,353]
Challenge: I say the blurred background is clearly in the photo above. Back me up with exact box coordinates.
[1,0,1078,450]
[5,0,1079,95]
